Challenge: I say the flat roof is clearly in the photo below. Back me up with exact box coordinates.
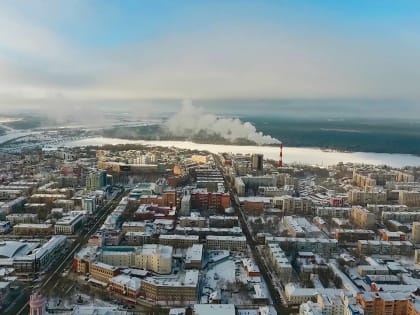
[194,304,236,315]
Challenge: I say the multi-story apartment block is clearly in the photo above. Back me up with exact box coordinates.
[316,207,351,219]
[90,261,120,284]
[54,213,84,234]
[6,213,38,224]
[335,229,375,243]
[357,240,413,256]
[399,191,420,207]
[348,190,387,206]
[99,245,173,274]
[159,235,200,249]
[266,243,292,283]
[141,270,198,304]
[109,275,141,298]
[14,223,53,235]
[273,196,313,215]
[206,235,247,252]
[350,206,376,229]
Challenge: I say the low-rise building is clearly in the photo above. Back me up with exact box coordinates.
[0,221,12,234]
[185,244,203,269]
[242,258,260,277]
[194,304,236,315]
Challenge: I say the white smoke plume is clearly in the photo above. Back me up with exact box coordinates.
[164,101,280,145]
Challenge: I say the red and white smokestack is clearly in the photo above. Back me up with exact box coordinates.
[278,143,283,168]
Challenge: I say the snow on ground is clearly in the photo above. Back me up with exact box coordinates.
[47,293,115,310]
[205,259,237,290]
[207,250,230,263]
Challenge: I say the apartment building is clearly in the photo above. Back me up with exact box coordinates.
[109,275,141,298]
[121,221,146,233]
[141,270,198,304]
[353,171,377,188]
[382,212,420,223]
[350,206,376,229]
[413,222,420,244]
[367,204,408,218]
[335,229,375,243]
[6,213,38,224]
[14,223,53,235]
[356,292,409,315]
[190,190,231,210]
[357,240,413,256]
[206,235,247,252]
[159,235,200,249]
[234,177,246,197]
[378,229,406,241]
[283,216,322,238]
[394,171,415,183]
[316,207,351,219]
[179,215,208,228]
[99,245,173,274]
[242,199,265,215]
[209,216,238,228]
[348,190,387,206]
[125,231,152,246]
[265,237,339,257]
[357,265,390,277]
[54,213,84,234]
[90,261,120,284]
[399,191,420,207]
[266,243,292,283]
[273,196,313,215]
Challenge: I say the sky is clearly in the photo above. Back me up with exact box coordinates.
[0,0,420,107]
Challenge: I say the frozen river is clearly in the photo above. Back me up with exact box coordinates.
[59,137,420,168]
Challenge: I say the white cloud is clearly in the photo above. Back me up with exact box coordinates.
[0,3,420,104]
